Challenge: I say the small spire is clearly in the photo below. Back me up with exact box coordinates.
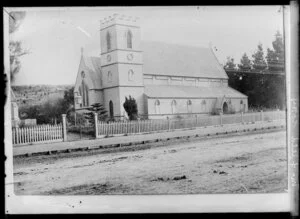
[81,47,84,56]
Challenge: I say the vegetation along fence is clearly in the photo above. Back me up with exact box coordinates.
[12,111,285,145]
[96,110,286,138]
[12,124,63,146]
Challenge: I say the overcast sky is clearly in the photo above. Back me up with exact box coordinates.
[9,6,284,86]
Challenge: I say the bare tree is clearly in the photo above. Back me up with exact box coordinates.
[9,11,29,82]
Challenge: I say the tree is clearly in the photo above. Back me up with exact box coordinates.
[123,96,138,120]
[224,56,236,70]
[84,103,108,124]
[9,11,29,82]
[62,87,74,113]
[252,43,267,71]
[238,53,252,71]
[266,31,285,72]
[19,105,40,120]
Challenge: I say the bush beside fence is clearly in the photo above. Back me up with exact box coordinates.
[11,110,286,145]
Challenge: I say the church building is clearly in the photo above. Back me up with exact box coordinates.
[74,14,248,120]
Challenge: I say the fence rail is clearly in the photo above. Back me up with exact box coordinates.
[12,111,286,145]
[12,124,63,146]
[97,110,286,138]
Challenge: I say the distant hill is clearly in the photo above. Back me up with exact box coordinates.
[11,84,74,107]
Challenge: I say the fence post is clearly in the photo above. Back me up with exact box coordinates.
[260,110,263,122]
[241,112,244,124]
[138,118,141,133]
[167,117,171,131]
[62,114,67,142]
[94,113,98,138]
[220,112,223,126]
[195,115,198,127]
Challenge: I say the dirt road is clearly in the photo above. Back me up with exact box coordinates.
[13,129,287,195]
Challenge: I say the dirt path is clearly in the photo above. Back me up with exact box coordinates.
[13,130,287,195]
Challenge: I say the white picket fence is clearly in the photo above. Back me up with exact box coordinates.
[12,124,63,146]
[96,110,286,137]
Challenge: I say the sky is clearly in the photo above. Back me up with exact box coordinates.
[8,6,284,85]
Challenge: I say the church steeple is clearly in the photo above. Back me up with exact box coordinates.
[98,14,145,118]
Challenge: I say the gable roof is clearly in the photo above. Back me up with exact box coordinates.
[144,85,247,99]
[82,56,102,89]
[141,41,228,79]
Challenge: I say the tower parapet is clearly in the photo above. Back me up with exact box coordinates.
[100,13,140,29]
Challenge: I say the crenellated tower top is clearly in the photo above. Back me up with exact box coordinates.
[100,13,140,29]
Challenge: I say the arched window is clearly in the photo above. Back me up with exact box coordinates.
[85,84,89,106]
[187,100,192,113]
[81,81,86,106]
[81,81,89,107]
[201,100,206,112]
[107,71,112,83]
[240,100,245,112]
[106,31,111,51]
[128,69,134,81]
[78,87,82,107]
[155,99,160,114]
[171,100,177,114]
[127,30,132,49]
[109,100,114,118]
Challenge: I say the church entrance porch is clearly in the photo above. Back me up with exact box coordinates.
[222,102,229,114]
[109,101,114,119]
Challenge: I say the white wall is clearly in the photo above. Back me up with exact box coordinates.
[143,74,228,87]
[100,22,141,54]
[118,64,143,86]
[147,97,248,119]
[103,88,120,117]
[118,86,145,117]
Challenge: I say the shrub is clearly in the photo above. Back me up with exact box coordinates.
[123,96,138,120]
[84,103,108,125]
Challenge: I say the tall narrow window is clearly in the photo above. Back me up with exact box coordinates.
[78,87,82,107]
[81,81,86,106]
[128,69,134,81]
[201,100,206,112]
[240,100,244,112]
[109,100,114,118]
[81,81,89,107]
[108,71,112,83]
[106,31,111,51]
[171,100,177,114]
[187,100,192,113]
[127,30,132,49]
[155,100,160,114]
[85,84,89,106]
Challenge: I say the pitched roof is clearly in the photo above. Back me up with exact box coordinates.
[141,41,228,79]
[82,56,102,89]
[144,85,247,99]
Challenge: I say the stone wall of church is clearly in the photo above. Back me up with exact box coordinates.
[103,88,120,118]
[100,25,141,54]
[101,65,119,88]
[118,86,145,117]
[118,64,143,86]
[146,97,248,119]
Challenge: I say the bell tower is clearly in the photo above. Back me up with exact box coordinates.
[100,14,145,119]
